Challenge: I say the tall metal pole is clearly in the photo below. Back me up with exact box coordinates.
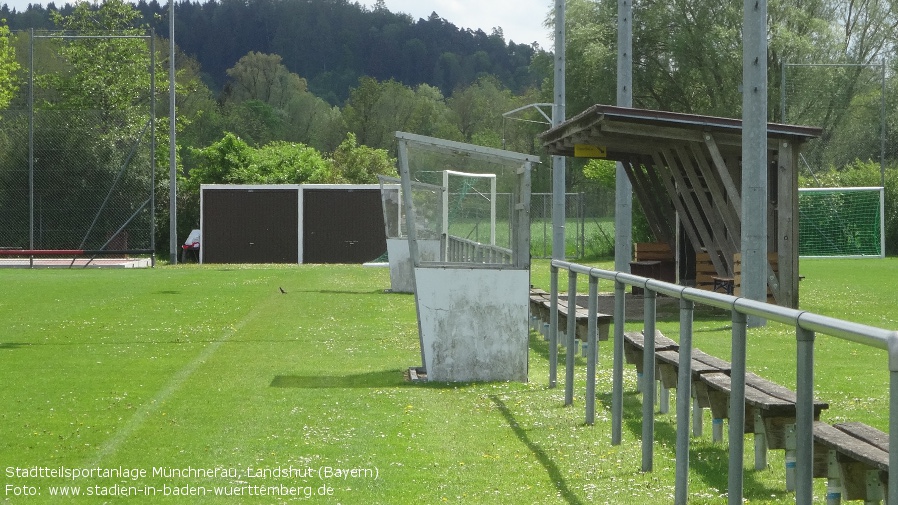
[150,33,157,266]
[28,29,34,268]
[168,0,178,264]
[551,0,566,263]
[742,0,767,327]
[614,0,633,273]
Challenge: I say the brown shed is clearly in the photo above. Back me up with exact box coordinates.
[200,184,386,264]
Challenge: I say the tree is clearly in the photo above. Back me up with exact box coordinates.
[343,76,460,151]
[224,51,307,109]
[447,75,516,145]
[329,132,396,183]
[0,18,19,111]
[49,0,149,113]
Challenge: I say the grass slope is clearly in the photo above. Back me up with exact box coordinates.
[0,259,895,503]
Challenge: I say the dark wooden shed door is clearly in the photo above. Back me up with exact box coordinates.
[203,189,298,263]
[302,189,386,263]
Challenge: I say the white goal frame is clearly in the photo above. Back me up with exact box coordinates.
[442,170,498,247]
[798,186,885,259]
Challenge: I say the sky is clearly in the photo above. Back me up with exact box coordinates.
[2,0,556,49]
[357,0,554,49]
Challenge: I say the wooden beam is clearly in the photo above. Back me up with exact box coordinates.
[776,140,799,308]
[658,148,728,276]
[648,151,720,275]
[675,145,738,275]
[621,157,673,243]
[704,134,742,219]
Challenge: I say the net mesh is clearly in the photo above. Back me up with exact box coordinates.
[798,187,883,257]
[0,31,154,254]
[399,135,531,267]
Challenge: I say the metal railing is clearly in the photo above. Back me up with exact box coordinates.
[547,259,898,505]
[446,235,513,264]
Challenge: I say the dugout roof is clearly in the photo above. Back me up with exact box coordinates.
[540,104,822,307]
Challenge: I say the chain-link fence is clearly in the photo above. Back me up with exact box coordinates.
[0,31,155,256]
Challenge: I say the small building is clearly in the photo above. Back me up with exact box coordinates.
[199,184,386,264]
[540,105,822,307]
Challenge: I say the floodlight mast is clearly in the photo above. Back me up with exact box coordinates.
[168,0,177,264]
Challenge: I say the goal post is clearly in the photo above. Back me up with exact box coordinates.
[441,170,497,247]
[798,186,885,258]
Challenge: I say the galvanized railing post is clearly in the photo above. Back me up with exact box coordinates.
[585,274,599,425]
[565,270,578,405]
[641,285,657,472]
[796,325,815,503]
[888,331,898,505]
[675,296,694,505]
[612,279,626,445]
[549,265,559,388]
[728,310,748,505]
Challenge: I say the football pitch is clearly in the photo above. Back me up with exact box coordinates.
[0,259,896,503]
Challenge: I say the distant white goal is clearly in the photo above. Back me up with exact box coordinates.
[442,170,498,247]
[798,187,884,258]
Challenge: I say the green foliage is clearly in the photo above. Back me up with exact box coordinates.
[48,0,148,112]
[224,51,307,108]
[0,19,19,111]
[185,132,330,189]
[582,159,617,188]
[329,132,397,184]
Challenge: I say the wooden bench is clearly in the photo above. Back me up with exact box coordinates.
[529,289,611,344]
[622,330,680,413]
[623,329,830,477]
[655,347,731,437]
[698,370,829,473]
[813,421,889,502]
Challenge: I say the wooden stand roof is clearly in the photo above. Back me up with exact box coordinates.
[540,105,822,308]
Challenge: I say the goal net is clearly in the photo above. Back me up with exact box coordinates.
[798,187,884,258]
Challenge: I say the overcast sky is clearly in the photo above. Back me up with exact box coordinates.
[357,0,554,49]
[2,0,555,49]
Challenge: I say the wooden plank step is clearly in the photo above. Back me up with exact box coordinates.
[814,421,890,472]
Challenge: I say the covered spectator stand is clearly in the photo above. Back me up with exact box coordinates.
[540,105,821,308]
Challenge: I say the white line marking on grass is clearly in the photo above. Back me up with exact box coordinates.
[87,306,263,466]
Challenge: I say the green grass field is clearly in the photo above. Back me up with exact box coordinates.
[0,259,895,503]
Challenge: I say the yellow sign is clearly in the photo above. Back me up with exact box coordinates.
[574,144,607,158]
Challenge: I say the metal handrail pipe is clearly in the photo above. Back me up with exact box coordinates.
[796,312,894,351]
[613,271,649,290]
[732,296,804,326]
[644,278,688,298]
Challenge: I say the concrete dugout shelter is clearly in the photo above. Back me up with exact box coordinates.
[540,105,822,308]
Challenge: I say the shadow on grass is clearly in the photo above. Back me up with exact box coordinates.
[271,370,410,388]
[271,369,489,390]
[528,332,588,368]
[0,342,28,350]
[489,394,586,505]
[596,390,792,501]
[292,289,387,296]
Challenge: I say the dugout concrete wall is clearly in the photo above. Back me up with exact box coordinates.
[413,267,529,382]
[385,238,441,293]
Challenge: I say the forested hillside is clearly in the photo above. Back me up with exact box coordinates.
[1,0,544,104]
